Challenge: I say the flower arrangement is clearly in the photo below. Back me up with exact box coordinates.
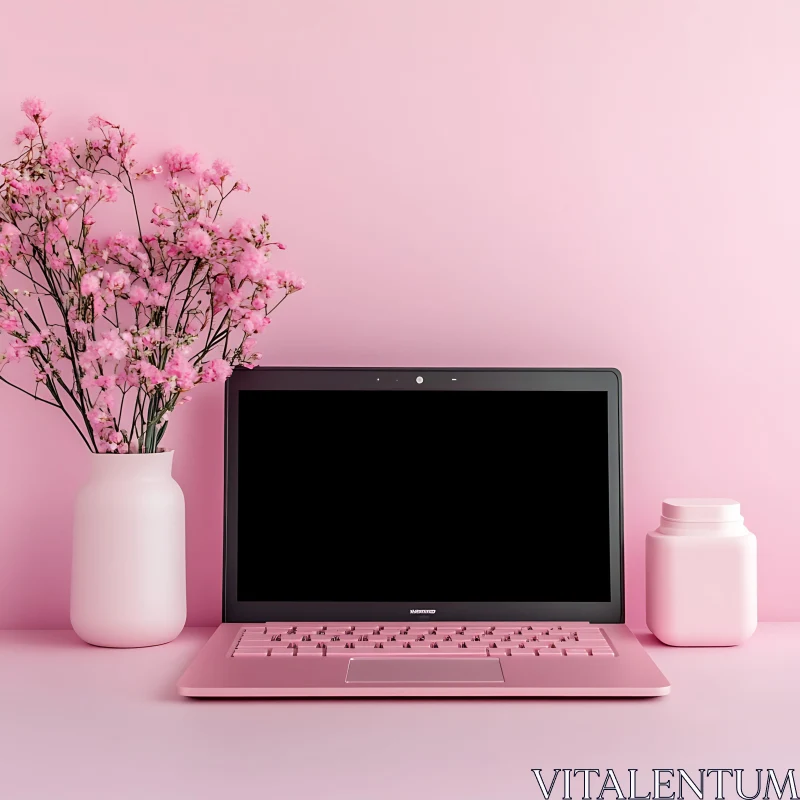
[0,98,304,453]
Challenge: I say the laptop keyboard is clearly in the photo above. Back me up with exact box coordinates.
[232,624,615,658]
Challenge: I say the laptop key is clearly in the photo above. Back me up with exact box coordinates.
[462,643,489,652]
[324,644,352,654]
[402,647,475,656]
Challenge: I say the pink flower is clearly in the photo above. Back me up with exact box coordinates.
[223,290,242,310]
[87,407,110,431]
[164,148,200,174]
[150,277,170,295]
[242,310,270,335]
[5,340,27,363]
[136,164,163,181]
[80,272,101,295]
[202,159,233,187]
[201,359,233,384]
[13,125,38,144]
[26,328,49,348]
[78,343,99,372]
[229,218,252,238]
[98,389,116,412]
[82,373,116,390]
[165,350,198,391]
[83,215,95,227]
[276,270,306,293]
[44,140,70,166]
[231,243,265,282]
[98,182,119,202]
[107,270,130,293]
[56,217,70,235]
[87,114,112,130]
[198,219,221,235]
[0,223,19,239]
[96,330,128,360]
[137,360,164,384]
[183,228,212,258]
[21,97,50,123]
[212,159,232,178]
[127,284,148,305]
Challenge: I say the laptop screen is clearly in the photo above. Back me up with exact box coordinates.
[236,389,611,603]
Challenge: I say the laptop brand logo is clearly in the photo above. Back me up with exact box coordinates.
[409,609,436,615]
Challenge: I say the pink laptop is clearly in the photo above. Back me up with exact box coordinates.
[178,368,669,697]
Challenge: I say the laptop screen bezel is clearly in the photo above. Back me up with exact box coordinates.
[223,367,624,624]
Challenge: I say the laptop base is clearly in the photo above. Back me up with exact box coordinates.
[178,623,670,698]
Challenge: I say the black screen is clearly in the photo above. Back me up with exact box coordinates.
[236,389,611,603]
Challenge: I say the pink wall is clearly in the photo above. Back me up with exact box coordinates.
[1,1,799,630]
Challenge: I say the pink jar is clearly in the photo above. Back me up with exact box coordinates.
[646,498,757,646]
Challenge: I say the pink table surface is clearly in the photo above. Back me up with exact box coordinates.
[1,624,797,800]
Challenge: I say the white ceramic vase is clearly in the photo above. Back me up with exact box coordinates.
[71,451,186,648]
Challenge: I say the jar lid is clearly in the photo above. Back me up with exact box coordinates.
[662,498,742,523]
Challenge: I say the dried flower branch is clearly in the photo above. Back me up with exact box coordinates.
[0,98,304,452]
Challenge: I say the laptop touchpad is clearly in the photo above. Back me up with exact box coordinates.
[346,658,504,683]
